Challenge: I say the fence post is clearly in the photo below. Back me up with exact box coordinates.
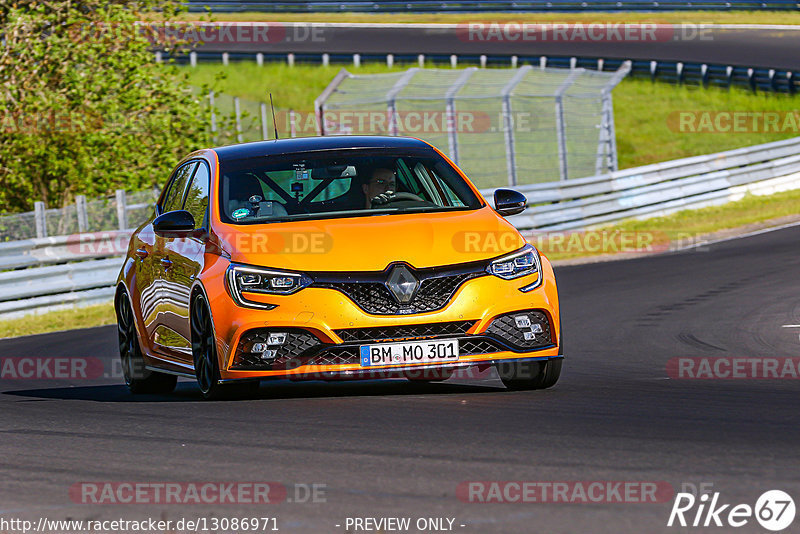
[116,190,128,231]
[209,90,217,143]
[76,195,88,233]
[34,201,47,238]
[501,65,533,187]
[234,96,243,143]
[554,69,583,182]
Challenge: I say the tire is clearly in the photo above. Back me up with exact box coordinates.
[496,358,562,391]
[190,292,259,400]
[116,291,177,394]
[405,368,454,382]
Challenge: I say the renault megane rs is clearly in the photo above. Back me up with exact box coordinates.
[115,136,562,399]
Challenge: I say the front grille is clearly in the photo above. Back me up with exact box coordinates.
[335,320,476,343]
[484,310,552,351]
[312,267,486,315]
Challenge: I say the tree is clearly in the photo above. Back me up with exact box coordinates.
[0,1,211,214]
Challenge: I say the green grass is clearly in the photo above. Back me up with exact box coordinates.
[613,79,800,168]
[161,11,800,25]
[184,63,800,169]
[0,303,116,339]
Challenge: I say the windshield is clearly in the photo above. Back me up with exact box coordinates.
[218,148,483,224]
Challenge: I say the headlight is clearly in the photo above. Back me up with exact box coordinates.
[226,264,312,309]
[487,244,541,281]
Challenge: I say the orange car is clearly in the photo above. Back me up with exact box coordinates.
[115,136,562,399]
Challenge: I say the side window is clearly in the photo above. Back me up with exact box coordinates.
[162,162,197,213]
[183,162,210,228]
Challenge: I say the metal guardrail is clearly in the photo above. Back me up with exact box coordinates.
[2,137,799,319]
[185,1,800,12]
[174,52,799,95]
[481,136,800,230]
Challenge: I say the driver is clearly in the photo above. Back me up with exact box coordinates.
[362,167,396,208]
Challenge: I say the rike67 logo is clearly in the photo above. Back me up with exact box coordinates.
[668,489,795,531]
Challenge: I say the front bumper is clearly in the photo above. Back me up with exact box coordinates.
[200,254,561,381]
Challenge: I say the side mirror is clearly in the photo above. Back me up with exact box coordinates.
[153,210,195,237]
[493,189,527,217]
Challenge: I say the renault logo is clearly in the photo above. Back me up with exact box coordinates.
[385,265,419,304]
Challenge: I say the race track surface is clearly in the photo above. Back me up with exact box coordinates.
[1,225,799,533]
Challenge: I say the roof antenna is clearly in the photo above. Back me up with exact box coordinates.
[269,93,279,140]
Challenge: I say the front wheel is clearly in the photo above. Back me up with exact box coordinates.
[496,358,562,390]
[116,291,177,394]
[191,292,259,400]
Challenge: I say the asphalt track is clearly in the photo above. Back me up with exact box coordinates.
[194,23,800,70]
[2,224,800,533]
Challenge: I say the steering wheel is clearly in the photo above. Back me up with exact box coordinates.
[370,191,425,206]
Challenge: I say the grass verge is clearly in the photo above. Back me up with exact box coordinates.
[0,302,116,339]
[540,188,800,262]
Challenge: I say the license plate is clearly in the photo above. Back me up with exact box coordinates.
[359,339,459,367]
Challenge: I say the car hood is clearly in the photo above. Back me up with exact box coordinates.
[218,206,526,272]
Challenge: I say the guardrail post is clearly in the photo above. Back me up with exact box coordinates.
[597,58,604,71]
[190,51,197,67]
[418,54,425,67]
[234,96,243,143]
[788,72,795,95]
[353,54,361,68]
[450,55,457,68]
[650,60,658,82]
[480,55,487,68]
[34,201,47,238]
[540,56,547,69]
[677,62,684,85]
[701,64,709,87]
[748,68,756,93]
[769,69,776,92]
[322,53,329,67]
[387,54,394,68]
[115,190,128,231]
[222,52,229,66]
[726,66,733,90]
[260,102,269,140]
[511,55,518,68]
[76,195,88,233]
[287,53,295,67]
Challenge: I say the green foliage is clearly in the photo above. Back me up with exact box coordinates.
[0,1,211,213]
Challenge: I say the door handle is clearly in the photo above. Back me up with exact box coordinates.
[135,248,149,259]
[160,258,173,270]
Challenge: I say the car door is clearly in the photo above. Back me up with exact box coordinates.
[150,161,197,359]
[159,161,210,363]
